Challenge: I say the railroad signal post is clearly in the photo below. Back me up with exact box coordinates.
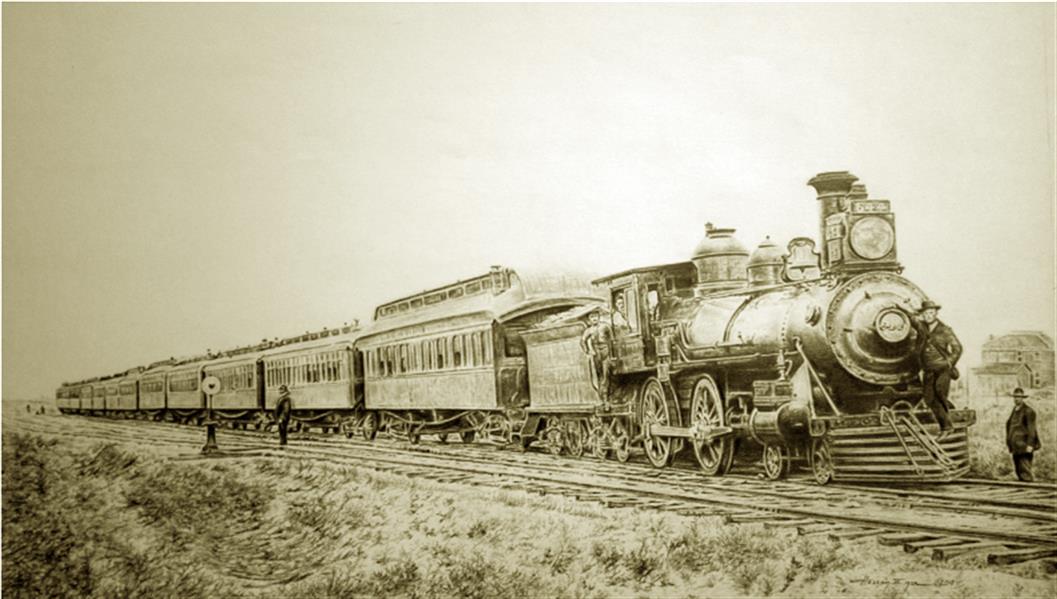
[201,375,221,454]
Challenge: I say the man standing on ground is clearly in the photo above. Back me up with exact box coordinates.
[275,384,292,447]
[1006,387,1040,482]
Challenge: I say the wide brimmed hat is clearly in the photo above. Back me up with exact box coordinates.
[279,384,289,392]
[1010,387,1029,399]
[918,300,942,312]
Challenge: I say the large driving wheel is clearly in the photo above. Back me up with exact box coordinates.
[810,437,834,485]
[689,376,735,476]
[640,378,674,468]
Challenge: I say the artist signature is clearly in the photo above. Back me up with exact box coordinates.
[849,577,956,588]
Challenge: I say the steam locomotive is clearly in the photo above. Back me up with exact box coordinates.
[56,171,974,484]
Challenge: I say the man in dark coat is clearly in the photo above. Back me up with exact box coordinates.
[580,307,613,401]
[275,385,293,446]
[913,299,963,439]
[1006,387,1041,482]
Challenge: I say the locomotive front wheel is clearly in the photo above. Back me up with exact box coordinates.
[762,445,789,480]
[689,376,734,476]
[612,419,631,463]
[640,378,673,468]
[810,438,834,485]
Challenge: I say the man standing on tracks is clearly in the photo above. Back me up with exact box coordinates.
[1006,387,1040,482]
[914,300,962,441]
[581,307,613,402]
[275,384,293,447]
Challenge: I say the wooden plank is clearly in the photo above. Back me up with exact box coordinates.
[764,518,817,529]
[829,528,886,541]
[878,533,936,546]
[987,548,1057,566]
[797,524,835,536]
[931,542,1009,561]
[904,538,974,553]
[727,514,777,523]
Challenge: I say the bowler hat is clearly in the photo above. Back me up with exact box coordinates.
[279,385,289,393]
[918,300,942,312]
[1010,387,1029,399]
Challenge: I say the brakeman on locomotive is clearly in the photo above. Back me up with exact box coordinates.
[55,171,974,484]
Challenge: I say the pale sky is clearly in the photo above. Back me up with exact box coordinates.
[3,3,1055,399]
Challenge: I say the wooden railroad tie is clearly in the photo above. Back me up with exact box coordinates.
[904,537,976,553]
[987,547,1057,566]
[828,527,886,541]
[877,532,936,546]
[931,542,1010,562]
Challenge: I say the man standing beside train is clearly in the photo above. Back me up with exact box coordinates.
[1006,387,1040,482]
[275,385,293,447]
[914,300,962,441]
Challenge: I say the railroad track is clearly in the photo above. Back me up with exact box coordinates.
[9,414,1057,570]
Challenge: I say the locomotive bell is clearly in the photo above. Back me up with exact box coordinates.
[748,237,785,286]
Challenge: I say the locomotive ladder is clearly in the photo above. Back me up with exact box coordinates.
[878,406,959,476]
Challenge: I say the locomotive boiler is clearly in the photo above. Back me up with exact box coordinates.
[521,171,974,483]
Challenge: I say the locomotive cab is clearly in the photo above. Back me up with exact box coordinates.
[592,262,697,374]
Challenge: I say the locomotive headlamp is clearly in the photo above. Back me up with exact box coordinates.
[874,307,911,343]
[849,216,895,260]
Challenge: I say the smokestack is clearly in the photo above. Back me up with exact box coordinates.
[807,171,859,267]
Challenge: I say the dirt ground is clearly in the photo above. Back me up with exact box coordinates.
[3,415,1055,599]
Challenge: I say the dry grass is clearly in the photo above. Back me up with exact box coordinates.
[3,430,1055,598]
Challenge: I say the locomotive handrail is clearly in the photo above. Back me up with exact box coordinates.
[898,408,959,472]
[792,338,841,415]
[879,406,925,475]
[879,406,959,476]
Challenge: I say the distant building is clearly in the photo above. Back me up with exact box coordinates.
[970,330,1054,398]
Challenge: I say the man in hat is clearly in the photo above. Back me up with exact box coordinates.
[914,299,963,439]
[275,384,293,446]
[580,306,613,401]
[1006,387,1040,481]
